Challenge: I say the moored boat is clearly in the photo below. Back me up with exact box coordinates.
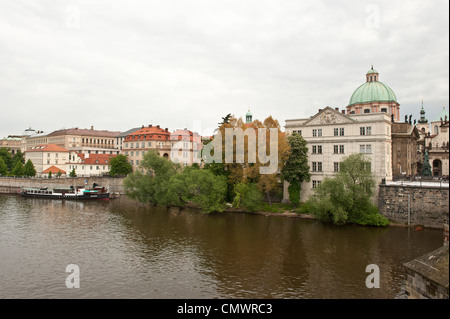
[20,185,110,200]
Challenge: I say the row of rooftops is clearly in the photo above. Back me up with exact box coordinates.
[18,124,202,142]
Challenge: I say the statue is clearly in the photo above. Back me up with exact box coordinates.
[421,149,432,177]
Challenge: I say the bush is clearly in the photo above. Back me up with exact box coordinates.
[232,182,264,212]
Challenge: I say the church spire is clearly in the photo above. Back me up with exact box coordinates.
[418,100,428,124]
[246,108,253,124]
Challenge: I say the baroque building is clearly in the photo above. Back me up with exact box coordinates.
[416,105,449,177]
[284,66,400,202]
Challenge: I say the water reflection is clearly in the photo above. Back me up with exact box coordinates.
[0,194,443,299]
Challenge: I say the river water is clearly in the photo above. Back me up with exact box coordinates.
[0,194,443,299]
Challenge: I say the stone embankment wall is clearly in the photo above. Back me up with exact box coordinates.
[0,176,125,194]
[378,184,449,229]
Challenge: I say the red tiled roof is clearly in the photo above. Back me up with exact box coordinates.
[125,125,170,142]
[170,129,202,142]
[25,144,69,153]
[42,166,66,174]
[68,153,116,165]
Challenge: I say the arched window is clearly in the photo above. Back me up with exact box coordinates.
[364,109,370,113]
[434,125,439,135]
[381,108,387,113]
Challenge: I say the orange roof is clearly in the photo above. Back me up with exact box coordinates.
[25,144,69,153]
[68,153,116,165]
[170,129,202,142]
[42,166,66,174]
[125,125,170,142]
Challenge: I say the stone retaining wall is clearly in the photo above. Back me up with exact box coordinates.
[378,184,449,229]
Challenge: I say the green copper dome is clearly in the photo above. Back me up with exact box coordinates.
[349,67,397,106]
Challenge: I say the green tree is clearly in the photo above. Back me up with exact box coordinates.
[281,132,311,206]
[125,151,227,213]
[23,159,37,177]
[11,161,24,176]
[0,157,8,175]
[48,171,52,179]
[306,153,389,226]
[0,148,13,172]
[109,154,133,177]
[124,151,180,205]
[56,170,62,178]
[69,168,77,177]
[12,150,25,165]
[232,182,263,212]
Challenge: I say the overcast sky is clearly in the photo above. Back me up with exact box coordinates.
[0,0,448,138]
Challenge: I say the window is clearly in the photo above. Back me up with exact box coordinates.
[366,145,372,154]
[364,109,370,113]
[148,142,151,147]
[142,142,145,148]
[381,108,387,113]
[312,180,321,189]
[360,145,366,153]
[130,160,133,165]
[312,146,317,154]
[360,126,372,136]
[90,166,93,170]
[339,128,344,136]
[334,128,339,136]
[317,145,322,154]
[47,153,50,157]
[130,143,133,148]
[334,162,340,172]
[339,145,344,153]
[136,160,139,165]
[312,162,322,172]
[125,143,128,148]
[318,129,322,137]
[333,145,339,154]
[96,166,99,170]
[312,129,317,137]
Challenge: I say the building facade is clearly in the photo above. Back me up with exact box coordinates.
[67,153,116,177]
[122,125,172,171]
[24,144,70,177]
[416,105,449,177]
[45,127,121,155]
[284,107,393,201]
[391,122,420,177]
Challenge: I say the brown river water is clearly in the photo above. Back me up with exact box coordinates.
[0,194,443,299]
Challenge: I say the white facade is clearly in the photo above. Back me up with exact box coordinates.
[284,107,392,202]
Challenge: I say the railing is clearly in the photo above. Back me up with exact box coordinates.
[386,175,449,188]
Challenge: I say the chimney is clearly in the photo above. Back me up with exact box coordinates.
[91,126,94,130]
[149,124,152,127]
[157,125,160,128]
[142,125,144,128]
[318,109,322,112]
[165,128,168,132]
[342,110,346,114]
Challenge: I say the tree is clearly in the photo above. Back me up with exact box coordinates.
[306,153,389,226]
[204,114,289,205]
[109,154,133,177]
[281,132,311,206]
[48,171,52,179]
[69,168,77,177]
[0,157,8,175]
[124,151,227,213]
[232,182,263,212]
[23,159,37,177]
[0,148,13,172]
[11,161,24,176]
